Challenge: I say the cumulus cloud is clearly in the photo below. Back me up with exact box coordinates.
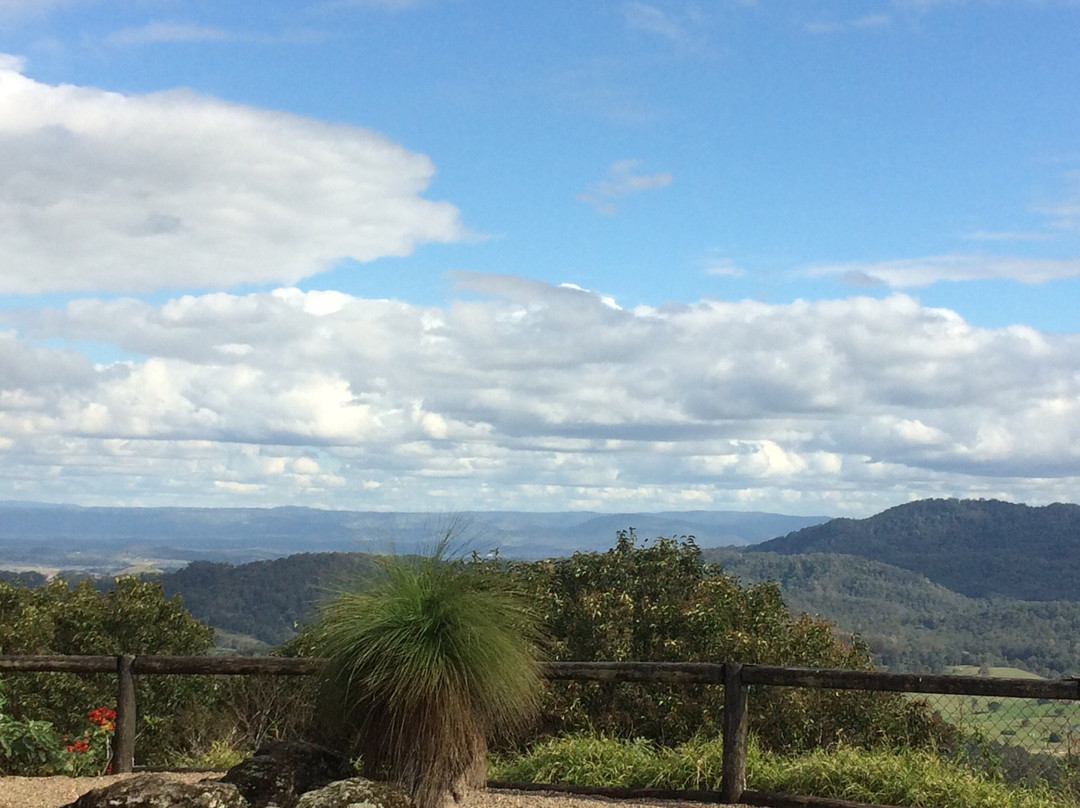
[578,159,672,214]
[0,68,466,293]
[809,254,1080,287]
[3,277,1079,513]
[0,53,25,72]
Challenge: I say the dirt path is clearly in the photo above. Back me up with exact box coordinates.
[0,775,752,808]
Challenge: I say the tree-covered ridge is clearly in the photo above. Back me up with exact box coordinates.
[707,549,1080,677]
[158,551,380,645]
[751,498,1080,601]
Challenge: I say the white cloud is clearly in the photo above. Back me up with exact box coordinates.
[1038,170,1080,231]
[318,0,430,11]
[106,23,234,46]
[0,53,25,72]
[625,3,686,40]
[703,257,745,278]
[962,230,1053,242]
[0,68,467,293]
[0,0,87,16]
[805,13,891,33]
[808,254,1080,287]
[4,277,1080,513]
[103,22,325,46]
[624,2,708,49]
[578,159,672,214]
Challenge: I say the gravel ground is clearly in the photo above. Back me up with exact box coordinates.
[0,775,752,808]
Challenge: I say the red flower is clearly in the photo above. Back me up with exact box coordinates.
[88,706,117,730]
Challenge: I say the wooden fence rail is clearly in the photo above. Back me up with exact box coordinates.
[3,654,1079,808]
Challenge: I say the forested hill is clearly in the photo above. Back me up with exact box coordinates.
[158,552,379,645]
[707,548,1080,677]
[750,498,1080,601]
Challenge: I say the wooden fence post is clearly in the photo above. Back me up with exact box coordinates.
[112,654,136,773]
[721,661,748,804]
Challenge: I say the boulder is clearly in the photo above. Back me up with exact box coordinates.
[221,740,355,808]
[60,773,246,808]
[294,777,413,808]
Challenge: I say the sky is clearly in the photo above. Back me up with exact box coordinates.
[1,0,1079,517]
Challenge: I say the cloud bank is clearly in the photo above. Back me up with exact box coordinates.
[0,68,466,293]
[3,276,1078,513]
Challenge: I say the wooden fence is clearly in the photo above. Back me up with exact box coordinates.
[2,655,1078,808]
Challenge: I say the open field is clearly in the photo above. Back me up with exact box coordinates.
[917,667,1080,753]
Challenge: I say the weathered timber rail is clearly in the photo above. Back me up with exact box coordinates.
[3,654,1079,808]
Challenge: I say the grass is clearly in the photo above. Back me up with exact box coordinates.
[492,733,1080,808]
[885,668,1080,754]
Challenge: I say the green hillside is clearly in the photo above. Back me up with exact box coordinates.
[708,548,1080,677]
[158,551,379,644]
[750,498,1080,601]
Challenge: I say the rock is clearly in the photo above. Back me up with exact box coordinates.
[294,777,413,808]
[221,740,355,808]
[60,772,246,808]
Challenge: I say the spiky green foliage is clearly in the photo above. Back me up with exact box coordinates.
[312,549,544,808]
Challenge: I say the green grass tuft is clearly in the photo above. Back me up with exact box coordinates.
[312,545,544,808]
[492,733,1080,808]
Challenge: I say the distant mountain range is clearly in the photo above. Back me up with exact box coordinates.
[0,501,829,573]
[750,498,1080,601]
[6,497,1080,676]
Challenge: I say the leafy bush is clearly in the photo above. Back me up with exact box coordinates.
[0,576,220,765]
[0,686,65,776]
[505,531,953,752]
[309,547,544,808]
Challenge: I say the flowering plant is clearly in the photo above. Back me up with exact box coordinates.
[59,705,116,776]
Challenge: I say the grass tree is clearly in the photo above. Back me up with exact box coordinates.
[312,546,544,808]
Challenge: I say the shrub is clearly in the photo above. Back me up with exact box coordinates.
[504,531,954,753]
[0,576,218,765]
[309,546,544,808]
[0,686,65,776]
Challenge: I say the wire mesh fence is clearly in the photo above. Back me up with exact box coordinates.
[920,690,1080,794]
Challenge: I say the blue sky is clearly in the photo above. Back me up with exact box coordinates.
[1,0,1078,516]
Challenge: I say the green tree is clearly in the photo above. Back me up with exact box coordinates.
[507,531,952,753]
